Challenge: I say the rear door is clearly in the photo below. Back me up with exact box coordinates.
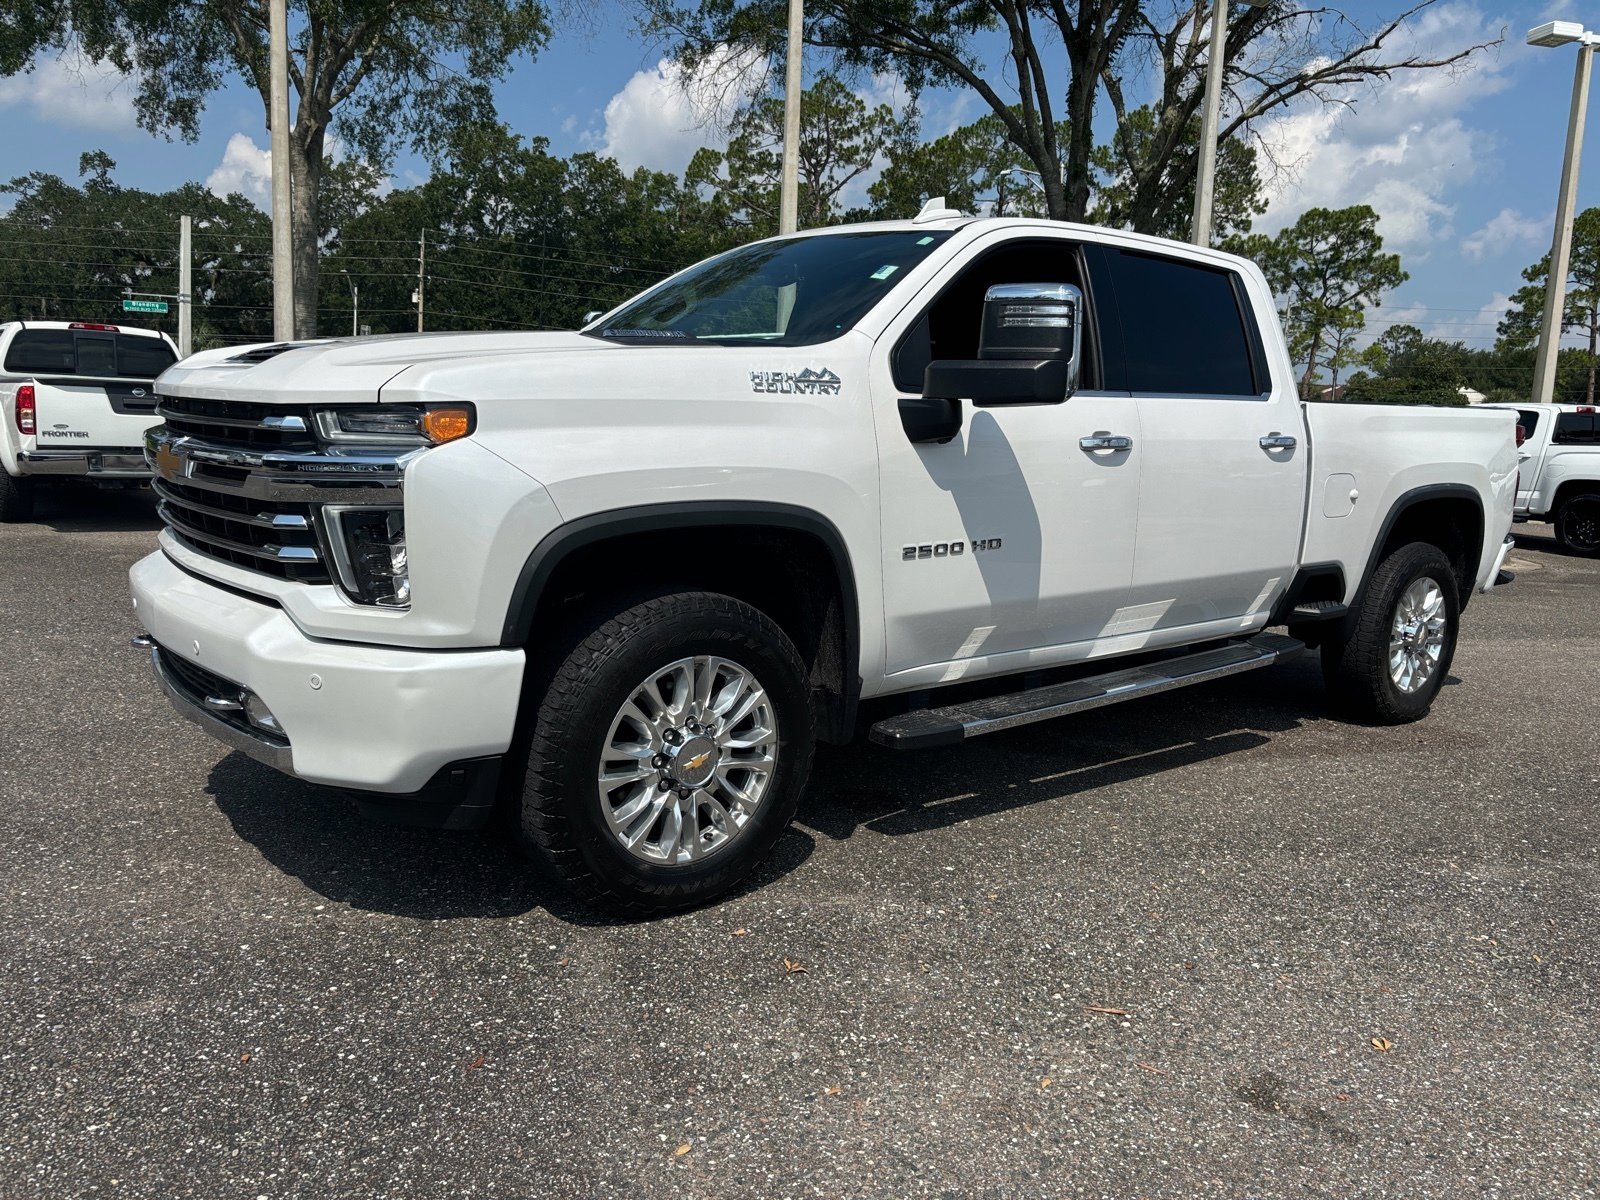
[1087,244,1304,642]
[3,328,173,449]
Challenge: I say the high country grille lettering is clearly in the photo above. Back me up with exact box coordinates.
[902,538,1004,560]
[750,368,842,396]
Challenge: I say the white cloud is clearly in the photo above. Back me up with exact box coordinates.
[1253,3,1510,251]
[206,132,272,204]
[0,52,140,132]
[596,46,766,175]
[1460,207,1549,261]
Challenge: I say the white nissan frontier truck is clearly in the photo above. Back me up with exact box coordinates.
[128,211,1518,914]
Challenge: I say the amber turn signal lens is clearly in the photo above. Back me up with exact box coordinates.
[421,407,472,444]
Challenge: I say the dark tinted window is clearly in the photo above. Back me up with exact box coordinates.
[2,329,175,378]
[1096,249,1259,396]
[4,330,75,374]
[890,240,1097,392]
[117,336,177,378]
[1553,412,1598,444]
[1515,409,1541,436]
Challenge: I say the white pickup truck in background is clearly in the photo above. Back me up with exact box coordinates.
[0,320,179,521]
[128,212,1518,914]
[1498,402,1600,555]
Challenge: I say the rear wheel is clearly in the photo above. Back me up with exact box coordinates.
[1322,542,1459,724]
[0,469,35,523]
[518,590,814,916]
[1554,492,1600,557]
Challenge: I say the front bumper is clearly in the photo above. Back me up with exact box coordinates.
[130,549,525,811]
[19,449,149,478]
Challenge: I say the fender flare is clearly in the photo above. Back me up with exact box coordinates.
[1355,482,1485,611]
[499,500,862,727]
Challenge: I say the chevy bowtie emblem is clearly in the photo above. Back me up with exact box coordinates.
[683,750,712,772]
[153,440,186,479]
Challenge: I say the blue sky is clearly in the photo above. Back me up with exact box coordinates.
[0,0,1593,353]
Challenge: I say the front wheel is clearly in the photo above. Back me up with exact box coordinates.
[1322,542,1460,724]
[518,590,814,916]
[1554,492,1600,557]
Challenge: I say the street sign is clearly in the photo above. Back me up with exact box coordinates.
[121,299,169,314]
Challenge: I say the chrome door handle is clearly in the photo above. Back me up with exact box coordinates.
[1259,433,1297,450]
[1080,434,1133,452]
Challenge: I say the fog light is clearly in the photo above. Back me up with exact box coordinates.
[243,692,283,735]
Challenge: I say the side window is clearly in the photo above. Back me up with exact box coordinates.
[1516,409,1541,436]
[1553,412,1598,444]
[891,239,1099,394]
[1093,248,1261,396]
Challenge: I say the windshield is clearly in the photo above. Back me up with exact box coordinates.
[591,230,954,347]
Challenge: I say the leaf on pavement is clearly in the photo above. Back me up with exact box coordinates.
[823,1086,842,1097]
[733,928,749,937]
[1370,1037,1394,1052]
[466,1054,486,1071]
[783,957,807,974]
[673,1143,692,1157]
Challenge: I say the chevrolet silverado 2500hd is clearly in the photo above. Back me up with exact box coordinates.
[1,321,179,520]
[129,212,1518,913]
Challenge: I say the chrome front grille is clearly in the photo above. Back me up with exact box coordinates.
[156,395,318,451]
[152,476,325,581]
[146,403,411,587]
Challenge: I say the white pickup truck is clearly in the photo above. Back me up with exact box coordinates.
[128,213,1518,913]
[1,321,180,520]
[1496,402,1600,555]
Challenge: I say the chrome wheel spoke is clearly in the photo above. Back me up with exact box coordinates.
[598,653,779,866]
[1387,576,1448,695]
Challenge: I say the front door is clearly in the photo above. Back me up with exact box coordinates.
[869,232,1143,684]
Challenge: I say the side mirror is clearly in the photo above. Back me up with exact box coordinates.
[923,283,1082,407]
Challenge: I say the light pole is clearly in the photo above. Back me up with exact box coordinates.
[268,0,294,339]
[778,0,803,234]
[1527,20,1599,405]
[1192,0,1271,247]
[340,269,359,337]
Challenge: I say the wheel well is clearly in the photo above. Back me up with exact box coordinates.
[1550,479,1600,514]
[1375,495,1482,604]
[520,524,858,743]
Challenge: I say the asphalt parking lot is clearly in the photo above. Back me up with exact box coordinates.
[2,487,1597,1200]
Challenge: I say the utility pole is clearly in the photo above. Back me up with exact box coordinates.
[1528,22,1599,405]
[778,0,803,235]
[178,215,193,358]
[417,230,426,333]
[1192,0,1270,247]
[268,0,294,340]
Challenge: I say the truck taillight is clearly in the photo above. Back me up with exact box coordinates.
[14,384,35,435]
[1515,424,1527,447]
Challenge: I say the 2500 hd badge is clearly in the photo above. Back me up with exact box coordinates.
[902,538,1004,560]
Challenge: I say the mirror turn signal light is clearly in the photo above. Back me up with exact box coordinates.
[422,407,472,444]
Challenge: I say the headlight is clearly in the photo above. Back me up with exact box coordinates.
[323,505,409,607]
[314,404,474,446]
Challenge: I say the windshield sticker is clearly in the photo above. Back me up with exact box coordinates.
[750,367,842,396]
[917,236,935,245]
[870,264,899,281]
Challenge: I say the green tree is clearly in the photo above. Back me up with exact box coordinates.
[860,111,1053,219]
[0,151,273,347]
[1090,107,1264,241]
[647,0,1493,232]
[1246,205,1407,398]
[1497,206,1600,405]
[686,74,911,236]
[5,0,550,336]
[1343,332,1468,406]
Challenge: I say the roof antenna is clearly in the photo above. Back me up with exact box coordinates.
[914,196,965,223]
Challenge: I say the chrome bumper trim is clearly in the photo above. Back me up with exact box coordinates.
[19,450,150,477]
[148,645,294,774]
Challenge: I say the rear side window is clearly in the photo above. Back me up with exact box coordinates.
[1553,412,1598,444]
[1515,409,1541,436]
[2,329,175,379]
[1094,249,1260,396]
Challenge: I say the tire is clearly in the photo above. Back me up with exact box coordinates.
[0,469,35,523]
[1554,492,1600,557]
[1321,542,1459,725]
[518,590,815,916]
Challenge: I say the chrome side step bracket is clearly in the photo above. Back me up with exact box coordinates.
[869,632,1305,750]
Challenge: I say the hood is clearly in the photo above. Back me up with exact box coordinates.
[154,331,608,406]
